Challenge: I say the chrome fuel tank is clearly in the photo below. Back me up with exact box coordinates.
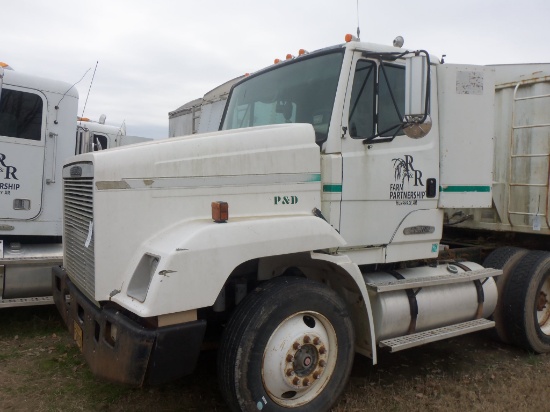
[363,262,498,342]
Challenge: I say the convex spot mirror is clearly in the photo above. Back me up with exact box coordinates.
[404,54,431,139]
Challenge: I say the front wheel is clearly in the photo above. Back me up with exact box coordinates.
[218,276,355,412]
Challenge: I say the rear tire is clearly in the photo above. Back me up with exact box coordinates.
[502,250,550,353]
[217,276,354,412]
[483,247,528,343]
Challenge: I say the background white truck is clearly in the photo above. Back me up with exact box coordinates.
[53,36,550,412]
[0,63,150,308]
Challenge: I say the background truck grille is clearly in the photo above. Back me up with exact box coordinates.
[64,174,95,300]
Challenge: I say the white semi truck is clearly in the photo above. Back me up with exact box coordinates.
[0,63,149,308]
[53,35,550,412]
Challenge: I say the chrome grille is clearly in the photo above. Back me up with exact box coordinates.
[63,168,95,300]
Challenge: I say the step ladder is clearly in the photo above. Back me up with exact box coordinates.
[507,77,550,229]
[365,267,501,293]
[379,318,495,352]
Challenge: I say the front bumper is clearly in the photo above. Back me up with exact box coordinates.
[52,266,206,386]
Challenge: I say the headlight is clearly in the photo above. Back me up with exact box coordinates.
[127,254,160,302]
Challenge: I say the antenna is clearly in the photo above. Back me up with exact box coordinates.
[54,67,91,124]
[356,0,361,40]
[80,61,99,121]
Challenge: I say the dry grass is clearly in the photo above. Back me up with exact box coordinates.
[1,306,549,411]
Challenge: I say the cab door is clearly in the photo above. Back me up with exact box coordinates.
[338,52,441,263]
[0,86,46,220]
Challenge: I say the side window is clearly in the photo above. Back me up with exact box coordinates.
[349,60,375,138]
[0,88,43,140]
[93,134,108,151]
[379,65,405,137]
[349,60,405,140]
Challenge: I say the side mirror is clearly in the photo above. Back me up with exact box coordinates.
[81,128,93,153]
[404,54,431,138]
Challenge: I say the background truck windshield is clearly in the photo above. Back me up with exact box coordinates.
[222,51,344,145]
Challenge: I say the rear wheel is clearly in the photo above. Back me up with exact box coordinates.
[218,276,354,412]
[502,250,550,353]
[483,247,528,343]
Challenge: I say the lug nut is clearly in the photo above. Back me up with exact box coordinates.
[319,346,326,355]
[286,369,294,377]
[286,354,294,362]
[293,341,301,350]
[303,335,311,343]
[313,371,321,380]
[313,337,320,345]
[293,377,300,386]
[319,360,326,367]
[303,378,311,387]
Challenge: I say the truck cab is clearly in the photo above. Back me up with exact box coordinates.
[53,37,550,412]
[0,63,149,308]
[1,64,78,305]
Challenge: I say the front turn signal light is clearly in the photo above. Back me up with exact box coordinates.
[212,201,229,223]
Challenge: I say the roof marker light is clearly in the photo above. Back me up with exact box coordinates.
[345,34,359,43]
[298,49,308,56]
[274,58,281,64]
[286,54,295,60]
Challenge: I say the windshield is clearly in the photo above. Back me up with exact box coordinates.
[222,50,344,145]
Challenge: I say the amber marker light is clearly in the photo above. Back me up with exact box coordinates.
[286,54,295,60]
[345,34,358,42]
[212,201,229,223]
[298,49,308,56]
[274,58,281,64]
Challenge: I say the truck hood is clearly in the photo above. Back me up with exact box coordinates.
[68,123,321,183]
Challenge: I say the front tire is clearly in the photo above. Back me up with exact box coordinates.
[218,276,355,412]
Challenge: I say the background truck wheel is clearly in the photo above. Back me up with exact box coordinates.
[217,276,354,412]
[502,250,550,353]
[483,247,528,343]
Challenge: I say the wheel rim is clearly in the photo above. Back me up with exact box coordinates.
[536,274,550,335]
[262,311,338,407]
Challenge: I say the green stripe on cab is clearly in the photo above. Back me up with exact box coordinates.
[439,185,491,193]
[323,184,342,193]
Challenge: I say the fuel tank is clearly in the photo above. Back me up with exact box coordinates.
[363,262,498,341]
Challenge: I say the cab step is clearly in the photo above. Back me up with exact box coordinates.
[0,296,54,308]
[379,318,495,352]
[365,267,502,293]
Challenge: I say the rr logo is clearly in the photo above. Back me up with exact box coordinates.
[0,153,18,180]
[392,154,424,187]
[274,196,298,205]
